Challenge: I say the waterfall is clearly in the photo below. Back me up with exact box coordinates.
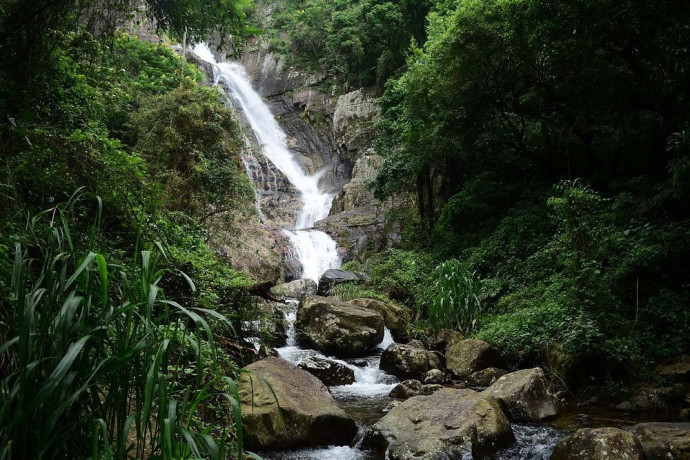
[192,44,341,283]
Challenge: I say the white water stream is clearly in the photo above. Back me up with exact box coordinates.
[190,45,562,460]
[192,44,340,283]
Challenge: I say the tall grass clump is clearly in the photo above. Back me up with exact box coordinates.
[426,259,484,334]
[0,194,248,459]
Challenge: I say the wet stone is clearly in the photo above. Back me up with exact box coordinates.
[298,356,355,386]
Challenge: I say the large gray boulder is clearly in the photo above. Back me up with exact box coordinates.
[298,356,355,386]
[349,298,412,342]
[365,388,515,459]
[296,295,384,357]
[317,269,368,296]
[627,422,690,459]
[238,357,358,450]
[551,427,644,460]
[380,343,442,381]
[446,339,503,379]
[482,367,558,422]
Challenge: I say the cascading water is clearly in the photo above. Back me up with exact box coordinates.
[192,44,397,460]
[190,45,563,460]
[192,44,340,283]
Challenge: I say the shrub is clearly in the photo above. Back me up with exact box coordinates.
[426,259,484,334]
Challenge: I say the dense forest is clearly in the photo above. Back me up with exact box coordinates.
[266,0,690,376]
[2,0,690,457]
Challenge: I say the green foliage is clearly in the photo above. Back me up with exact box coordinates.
[267,0,434,87]
[363,0,690,379]
[0,198,245,459]
[477,294,603,364]
[426,260,484,334]
[330,283,392,303]
[145,0,255,46]
[0,28,261,455]
[0,0,254,137]
[361,249,433,307]
[132,85,254,214]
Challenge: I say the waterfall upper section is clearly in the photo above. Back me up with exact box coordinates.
[192,44,341,283]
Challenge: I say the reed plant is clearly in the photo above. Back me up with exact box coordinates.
[426,260,484,334]
[0,193,249,459]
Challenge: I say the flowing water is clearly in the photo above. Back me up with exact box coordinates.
[191,45,563,459]
[192,43,340,283]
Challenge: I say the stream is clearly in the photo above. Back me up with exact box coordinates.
[192,45,564,459]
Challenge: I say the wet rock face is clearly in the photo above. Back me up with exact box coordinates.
[333,89,380,160]
[241,42,324,99]
[314,209,400,264]
[298,356,355,386]
[240,40,350,194]
[349,298,412,343]
[238,357,358,449]
[296,295,384,357]
[239,151,303,229]
[481,367,559,422]
[365,388,515,459]
[445,338,504,379]
[330,152,385,212]
[551,427,644,460]
[379,343,442,382]
[627,422,690,459]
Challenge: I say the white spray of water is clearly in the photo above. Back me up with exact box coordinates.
[192,44,340,283]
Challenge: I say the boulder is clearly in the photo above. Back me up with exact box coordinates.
[349,298,412,342]
[446,339,503,379]
[317,269,368,296]
[365,388,515,459]
[424,369,446,384]
[467,367,508,388]
[241,301,287,348]
[298,356,355,386]
[617,401,636,411]
[257,344,279,359]
[482,367,558,422]
[389,379,443,400]
[628,422,690,459]
[407,339,426,349]
[238,357,358,450]
[430,329,465,353]
[296,295,384,357]
[657,360,690,382]
[271,279,317,299]
[551,428,644,460]
[380,343,442,381]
